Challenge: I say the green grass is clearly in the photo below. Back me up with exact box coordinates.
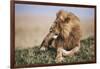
[15,37,95,66]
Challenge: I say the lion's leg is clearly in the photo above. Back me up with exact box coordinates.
[71,43,80,54]
[40,39,48,51]
[40,33,51,51]
[62,43,80,56]
[40,32,58,51]
[55,47,64,63]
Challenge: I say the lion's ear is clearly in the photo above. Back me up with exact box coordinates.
[56,10,64,16]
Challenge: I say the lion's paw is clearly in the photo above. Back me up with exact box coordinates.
[40,47,47,51]
[55,56,64,63]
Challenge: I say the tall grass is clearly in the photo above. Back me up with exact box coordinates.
[15,37,95,66]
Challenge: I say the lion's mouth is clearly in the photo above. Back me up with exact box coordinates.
[52,35,58,39]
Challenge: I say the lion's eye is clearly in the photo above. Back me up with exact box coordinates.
[50,27,53,32]
[50,30,52,32]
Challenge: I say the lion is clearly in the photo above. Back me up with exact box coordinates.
[40,10,82,63]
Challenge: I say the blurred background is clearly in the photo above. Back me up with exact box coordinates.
[15,4,95,49]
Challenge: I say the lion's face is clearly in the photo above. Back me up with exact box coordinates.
[51,10,80,40]
[49,25,59,39]
[50,10,71,39]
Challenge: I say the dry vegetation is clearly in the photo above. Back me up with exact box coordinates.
[15,37,95,65]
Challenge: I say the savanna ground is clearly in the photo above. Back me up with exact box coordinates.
[15,37,95,66]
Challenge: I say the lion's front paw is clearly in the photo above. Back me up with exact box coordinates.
[40,46,47,51]
[55,56,64,63]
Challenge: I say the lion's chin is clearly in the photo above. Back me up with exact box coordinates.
[52,35,58,39]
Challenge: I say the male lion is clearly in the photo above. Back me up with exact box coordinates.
[40,10,82,63]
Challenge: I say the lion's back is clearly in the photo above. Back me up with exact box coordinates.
[64,21,82,50]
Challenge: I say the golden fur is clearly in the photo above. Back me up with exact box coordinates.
[40,10,82,63]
